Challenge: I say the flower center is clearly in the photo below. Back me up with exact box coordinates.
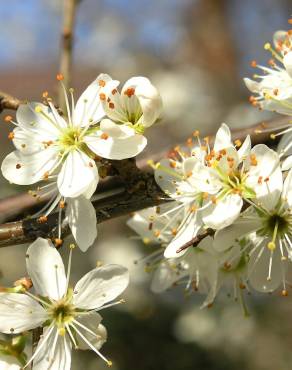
[58,127,83,151]
[48,300,76,328]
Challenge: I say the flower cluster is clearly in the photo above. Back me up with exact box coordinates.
[0,74,161,368]
[3,21,292,369]
[128,121,292,311]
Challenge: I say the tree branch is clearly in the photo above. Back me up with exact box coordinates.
[0,91,22,113]
[0,115,287,248]
[58,0,78,111]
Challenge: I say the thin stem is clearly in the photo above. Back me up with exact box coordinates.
[58,0,78,111]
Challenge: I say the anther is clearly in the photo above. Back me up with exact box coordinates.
[16,163,21,169]
[4,115,12,123]
[124,87,135,98]
[264,42,271,50]
[8,132,14,140]
[250,60,257,68]
[101,133,109,140]
[282,289,288,296]
[56,74,64,81]
[54,238,63,247]
[59,201,65,209]
[98,79,106,87]
[109,102,115,109]
[37,216,48,223]
[267,241,276,251]
[99,93,106,101]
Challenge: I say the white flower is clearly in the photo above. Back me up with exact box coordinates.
[154,123,280,232]
[0,238,129,368]
[127,206,218,307]
[244,30,292,166]
[0,355,21,370]
[29,180,97,251]
[214,168,292,294]
[244,30,292,115]
[99,76,162,133]
[1,74,152,197]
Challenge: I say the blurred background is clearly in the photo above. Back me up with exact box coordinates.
[1,0,292,369]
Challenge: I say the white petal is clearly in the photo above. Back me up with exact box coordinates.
[12,127,45,154]
[247,144,280,178]
[243,77,261,93]
[277,131,292,157]
[33,327,72,370]
[282,168,292,206]
[248,242,284,293]
[66,196,97,252]
[100,119,135,138]
[214,214,260,252]
[57,150,99,198]
[283,51,292,78]
[16,103,63,138]
[164,214,202,258]
[0,293,46,334]
[73,74,112,126]
[202,194,243,229]
[151,260,188,293]
[85,133,147,160]
[26,238,66,300]
[129,77,162,128]
[1,147,59,185]
[237,135,251,161]
[73,265,129,310]
[75,312,107,351]
[282,155,292,171]
[0,354,21,370]
[213,123,233,152]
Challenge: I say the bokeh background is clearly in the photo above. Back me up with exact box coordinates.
[1,1,292,369]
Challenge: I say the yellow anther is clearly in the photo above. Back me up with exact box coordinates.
[142,237,151,245]
[107,360,113,367]
[267,241,276,251]
[34,106,42,113]
[58,328,66,336]
[264,42,271,50]
[96,260,103,267]
[282,289,288,297]
[69,243,76,249]
[270,133,276,140]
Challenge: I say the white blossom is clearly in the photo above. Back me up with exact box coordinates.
[214,168,292,294]
[1,74,157,197]
[0,238,129,368]
[154,123,280,233]
[127,206,218,307]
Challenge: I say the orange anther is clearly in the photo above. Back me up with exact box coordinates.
[59,201,65,209]
[282,289,288,296]
[154,230,160,237]
[37,216,48,223]
[99,93,106,101]
[250,60,257,68]
[288,18,292,24]
[54,238,63,247]
[8,132,14,140]
[43,171,49,180]
[171,228,177,236]
[169,160,176,168]
[42,91,49,98]
[258,176,263,185]
[109,102,115,109]
[4,115,12,123]
[56,74,64,81]
[234,139,242,148]
[101,133,109,140]
[98,79,106,87]
[124,87,135,98]
[193,130,200,137]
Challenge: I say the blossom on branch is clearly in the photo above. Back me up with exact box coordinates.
[0,238,129,368]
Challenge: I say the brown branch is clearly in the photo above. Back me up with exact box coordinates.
[0,91,22,113]
[0,115,288,248]
[58,0,78,111]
